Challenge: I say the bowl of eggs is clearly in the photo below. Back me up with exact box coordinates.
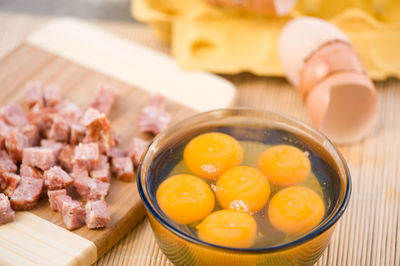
[137,108,351,265]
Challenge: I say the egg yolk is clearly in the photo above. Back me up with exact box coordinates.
[268,186,325,235]
[215,166,270,213]
[197,210,257,248]
[156,174,215,224]
[184,132,243,180]
[258,145,311,186]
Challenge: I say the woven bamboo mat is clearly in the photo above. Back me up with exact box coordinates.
[0,12,399,266]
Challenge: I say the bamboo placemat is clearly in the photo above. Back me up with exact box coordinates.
[0,12,399,266]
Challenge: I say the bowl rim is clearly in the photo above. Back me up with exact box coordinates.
[137,108,351,253]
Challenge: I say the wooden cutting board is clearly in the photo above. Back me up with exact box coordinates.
[0,18,236,266]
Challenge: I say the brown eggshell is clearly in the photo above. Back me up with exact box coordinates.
[305,72,377,144]
[279,17,377,144]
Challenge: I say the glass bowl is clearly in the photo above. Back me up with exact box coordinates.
[137,108,351,266]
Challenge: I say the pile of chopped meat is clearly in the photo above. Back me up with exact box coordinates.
[0,81,171,230]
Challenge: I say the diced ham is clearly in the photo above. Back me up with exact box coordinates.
[44,166,73,190]
[3,173,20,197]
[20,164,43,179]
[80,108,108,128]
[90,155,110,183]
[22,147,57,170]
[47,189,68,211]
[70,123,85,145]
[57,144,75,172]
[0,172,7,190]
[47,115,70,142]
[0,193,15,225]
[107,147,126,158]
[128,137,149,166]
[25,81,44,109]
[0,151,18,174]
[40,139,63,156]
[148,94,167,109]
[71,165,89,180]
[19,124,40,146]
[54,195,73,212]
[5,131,30,163]
[73,176,109,201]
[80,108,115,152]
[56,100,83,124]
[61,200,86,230]
[90,85,118,116]
[138,95,171,135]
[0,120,11,149]
[27,105,55,135]
[74,143,99,170]
[1,103,28,127]
[10,177,43,210]
[85,200,110,229]
[111,157,135,182]
[44,85,61,107]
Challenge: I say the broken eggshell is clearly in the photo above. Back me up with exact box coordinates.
[202,0,298,16]
[278,17,377,144]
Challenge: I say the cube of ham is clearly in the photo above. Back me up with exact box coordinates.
[56,100,83,124]
[19,124,40,147]
[107,147,126,158]
[0,172,7,190]
[138,95,171,135]
[128,137,149,167]
[74,143,99,171]
[47,115,70,143]
[20,164,43,179]
[10,176,43,210]
[90,85,118,116]
[80,108,115,152]
[58,144,75,172]
[71,165,89,180]
[111,157,134,182]
[1,103,28,127]
[44,166,73,190]
[25,81,44,109]
[27,105,55,136]
[73,176,109,201]
[3,173,20,197]
[5,131,30,163]
[70,123,85,145]
[47,189,68,211]
[40,139,63,156]
[90,155,110,183]
[85,200,111,229]
[0,151,18,173]
[22,147,57,171]
[0,120,11,149]
[61,200,86,230]
[0,193,15,225]
[44,85,61,107]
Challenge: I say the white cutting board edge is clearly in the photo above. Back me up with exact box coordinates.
[26,17,237,112]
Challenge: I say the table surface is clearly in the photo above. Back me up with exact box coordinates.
[0,11,399,266]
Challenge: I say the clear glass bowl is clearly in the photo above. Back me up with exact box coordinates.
[137,108,351,266]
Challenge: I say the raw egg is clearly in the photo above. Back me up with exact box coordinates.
[197,210,257,248]
[184,132,243,179]
[268,186,325,235]
[215,166,270,213]
[258,145,310,186]
[156,174,215,224]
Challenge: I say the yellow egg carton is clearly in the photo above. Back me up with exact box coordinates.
[132,0,400,79]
